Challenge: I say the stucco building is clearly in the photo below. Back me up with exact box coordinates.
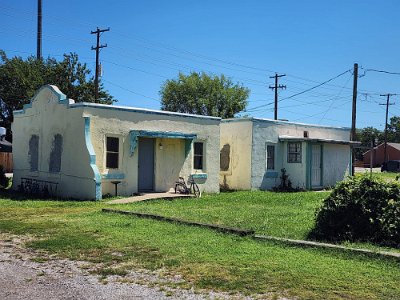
[220,118,356,190]
[12,85,220,200]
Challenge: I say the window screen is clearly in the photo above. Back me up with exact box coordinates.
[106,137,119,169]
[288,142,302,163]
[266,145,275,170]
[193,142,203,170]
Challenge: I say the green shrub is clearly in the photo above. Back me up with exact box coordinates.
[310,174,400,247]
[0,165,10,189]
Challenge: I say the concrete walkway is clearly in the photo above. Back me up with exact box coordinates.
[107,192,192,204]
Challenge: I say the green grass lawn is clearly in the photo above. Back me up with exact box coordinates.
[0,191,399,299]
[115,191,327,239]
[356,171,399,181]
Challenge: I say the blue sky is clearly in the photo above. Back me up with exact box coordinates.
[1,0,400,129]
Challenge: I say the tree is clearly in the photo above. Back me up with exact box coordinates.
[0,50,115,140]
[387,116,400,143]
[160,72,249,118]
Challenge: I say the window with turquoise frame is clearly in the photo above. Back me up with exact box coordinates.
[288,142,302,163]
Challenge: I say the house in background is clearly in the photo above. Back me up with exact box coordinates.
[12,85,220,200]
[220,118,357,191]
[0,127,13,173]
[363,142,400,167]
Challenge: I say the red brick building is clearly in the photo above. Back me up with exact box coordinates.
[363,143,400,167]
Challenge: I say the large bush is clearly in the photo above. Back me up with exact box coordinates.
[310,174,400,247]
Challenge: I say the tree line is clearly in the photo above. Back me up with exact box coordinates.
[1,50,398,154]
[355,118,400,160]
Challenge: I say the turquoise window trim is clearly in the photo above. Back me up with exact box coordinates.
[191,173,207,179]
[129,130,197,156]
[102,173,125,180]
[84,117,102,201]
[265,171,279,178]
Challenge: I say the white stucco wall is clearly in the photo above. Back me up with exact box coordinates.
[221,118,351,191]
[251,119,350,190]
[322,143,350,187]
[12,85,220,200]
[219,120,252,190]
[12,86,98,199]
[82,104,220,196]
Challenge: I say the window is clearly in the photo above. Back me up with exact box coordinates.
[193,142,204,170]
[266,145,275,170]
[29,135,39,171]
[49,134,63,173]
[288,142,302,163]
[106,137,119,169]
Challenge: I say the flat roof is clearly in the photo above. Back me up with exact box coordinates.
[70,102,221,121]
[222,117,350,131]
[279,135,360,145]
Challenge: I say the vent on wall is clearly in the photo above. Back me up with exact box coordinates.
[304,131,309,138]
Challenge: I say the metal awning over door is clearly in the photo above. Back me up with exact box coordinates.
[129,130,197,156]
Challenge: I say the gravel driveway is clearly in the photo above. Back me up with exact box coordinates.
[0,234,247,300]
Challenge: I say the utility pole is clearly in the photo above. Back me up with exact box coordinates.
[379,93,396,164]
[91,27,110,102]
[350,63,358,175]
[269,73,286,120]
[37,0,42,59]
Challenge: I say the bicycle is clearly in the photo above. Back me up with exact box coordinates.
[175,175,201,198]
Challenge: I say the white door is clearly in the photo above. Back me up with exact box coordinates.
[311,145,322,187]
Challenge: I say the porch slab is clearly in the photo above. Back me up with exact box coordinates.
[107,192,193,204]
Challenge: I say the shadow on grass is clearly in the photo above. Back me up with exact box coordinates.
[0,187,95,202]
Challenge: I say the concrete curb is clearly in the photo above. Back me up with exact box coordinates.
[102,208,400,259]
[253,235,400,259]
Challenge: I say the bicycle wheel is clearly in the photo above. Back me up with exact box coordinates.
[191,183,201,198]
[175,182,188,194]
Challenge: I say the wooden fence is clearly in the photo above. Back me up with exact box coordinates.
[0,152,13,173]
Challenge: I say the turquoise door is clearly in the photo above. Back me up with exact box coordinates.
[138,138,155,192]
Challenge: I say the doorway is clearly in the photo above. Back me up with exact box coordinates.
[138,138,155,192]
[311,144,322,188]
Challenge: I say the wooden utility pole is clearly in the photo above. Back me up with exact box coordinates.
[37,0,42,59]
[350,63,358,175]
[91,27,110,102]
[379,93,396,164]
[269,73,286,120]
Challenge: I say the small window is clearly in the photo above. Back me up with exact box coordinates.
[49,134,63,173]
[29,135,39,171]
[304,131,309,138]
[266,145,275,170]
[193,142,204,170]
[288,142,302,163]
[106,137,119,169]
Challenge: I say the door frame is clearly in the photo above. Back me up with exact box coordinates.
[137,137,155,192]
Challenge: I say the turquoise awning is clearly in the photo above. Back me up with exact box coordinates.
[129,130,197,156]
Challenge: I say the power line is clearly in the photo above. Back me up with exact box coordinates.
[361,68,400,76]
